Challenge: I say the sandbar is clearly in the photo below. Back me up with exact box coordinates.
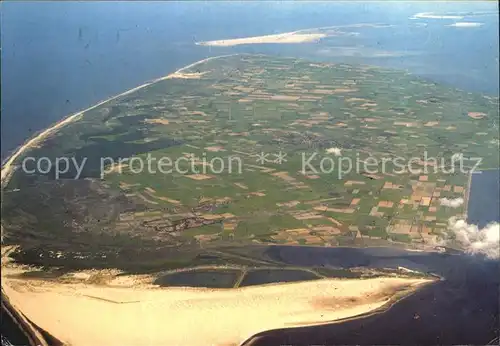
[196,24,394,47]
[196,32,326,47]
[2,266,433,346]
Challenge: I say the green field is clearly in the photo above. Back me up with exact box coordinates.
[2,54,499,270]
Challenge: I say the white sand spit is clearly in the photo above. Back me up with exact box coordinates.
[3,275,432,346]
[196,24,393,47]
[197,32,326,47]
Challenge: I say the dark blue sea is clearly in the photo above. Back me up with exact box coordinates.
[2,2,498,160]
[467,169,500,228]
[0,4,499,341]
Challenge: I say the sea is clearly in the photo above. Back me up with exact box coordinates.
[467,169,500,228]
[2,1,498,158]
[0,3,499,343]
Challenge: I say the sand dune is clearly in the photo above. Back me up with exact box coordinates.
[2,270,432,346]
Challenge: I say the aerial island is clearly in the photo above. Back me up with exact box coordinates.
[1,54,498,345]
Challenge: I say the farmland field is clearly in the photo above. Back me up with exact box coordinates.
[2,54,499,272]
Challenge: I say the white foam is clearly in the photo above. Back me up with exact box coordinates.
[410,12,464,20]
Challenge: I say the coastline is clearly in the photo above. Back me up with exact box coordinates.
[241,274,441,345]
[0,53,239,189]
[195,23,392,47]
[1,47,495,345]
[196,32,326,47]
[0,53,240,344]
[1,270,433,346]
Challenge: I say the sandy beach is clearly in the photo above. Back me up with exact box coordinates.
[197,32,326,47]
[0,54,238,189]
[195,24,392,47]
[0,54,235,342]
[2,268,432,346]
[0,52,437,346]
